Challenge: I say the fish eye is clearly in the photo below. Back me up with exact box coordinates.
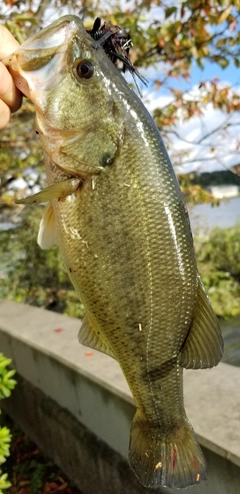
[75,60,94,80]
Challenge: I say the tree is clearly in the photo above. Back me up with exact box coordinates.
[1,0,239,176]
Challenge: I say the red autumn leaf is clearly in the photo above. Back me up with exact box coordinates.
[4,0,14,6]
[47,481,59,490]
[57,482,68,491]
[32,448,40,455]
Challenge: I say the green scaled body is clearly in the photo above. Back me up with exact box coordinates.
[6,16,223,489]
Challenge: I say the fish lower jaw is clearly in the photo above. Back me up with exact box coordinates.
[4,56,31,98]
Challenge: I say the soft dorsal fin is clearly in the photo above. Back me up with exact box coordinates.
[179,276,224,369]
[37,202,57,249]
[79,313,115,359]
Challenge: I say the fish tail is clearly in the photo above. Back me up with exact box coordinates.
[128,414,207,489]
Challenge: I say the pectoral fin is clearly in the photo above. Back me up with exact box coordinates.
[16,178,81,205]
[79,314,115,359]
[37,203,57,249]
[179,276,224,369]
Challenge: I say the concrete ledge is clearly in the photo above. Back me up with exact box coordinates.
[3,373,240,494]
[1,300,240,493]
[3,374,152,494]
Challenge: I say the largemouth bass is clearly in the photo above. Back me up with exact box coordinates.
[5,16,223,489]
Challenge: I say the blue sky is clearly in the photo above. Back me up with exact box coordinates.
[143,59,240,96]
[186,60,240,91]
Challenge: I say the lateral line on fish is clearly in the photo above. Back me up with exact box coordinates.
[138,176,158,422]
[16,178,82,205]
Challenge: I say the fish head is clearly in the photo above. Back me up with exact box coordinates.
[4,15,127,177]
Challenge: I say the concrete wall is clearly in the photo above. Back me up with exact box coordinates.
[1,300,240,493]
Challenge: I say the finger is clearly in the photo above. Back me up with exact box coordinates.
[0,62,22,112]
[0,25,19,59]
[0,99,11,130]
[0,25,22,113]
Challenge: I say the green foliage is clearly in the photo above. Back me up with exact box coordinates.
[0,427,11,465]
[195,223,240,318]
[0,355,16,493]
[178,173,218,205]
[28,460,49,494]
[178,170,240,204]
[0,207,84,318]
[0,473,11,493]
[190,170,240,187]
[1,413,80,493]
[0,355,16,400]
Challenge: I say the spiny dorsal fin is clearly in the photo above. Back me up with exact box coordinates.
[179,276,224,369]
[38,202,57,249]
[79,314,115,359]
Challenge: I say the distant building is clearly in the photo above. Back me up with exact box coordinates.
[208,185,240,199]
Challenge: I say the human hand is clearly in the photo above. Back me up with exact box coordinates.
[0,25,22,130]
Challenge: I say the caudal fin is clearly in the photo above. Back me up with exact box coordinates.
[129,414,207,489]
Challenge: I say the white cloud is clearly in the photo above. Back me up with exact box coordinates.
[140,82,240,173]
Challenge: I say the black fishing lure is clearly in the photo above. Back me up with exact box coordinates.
[86,17,147,92]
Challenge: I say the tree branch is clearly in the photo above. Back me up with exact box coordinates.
[27,0,54,35]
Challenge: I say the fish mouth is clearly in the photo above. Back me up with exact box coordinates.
[3,15,93,99]
[3,16,110,179]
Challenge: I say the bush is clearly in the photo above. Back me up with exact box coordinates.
[0,207,84,318]
[195,223,240,318]
[0,354,17,493]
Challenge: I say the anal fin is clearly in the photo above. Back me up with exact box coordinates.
[179,275,224,369]
[79,314,115,359]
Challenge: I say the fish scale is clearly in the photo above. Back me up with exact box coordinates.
[5,15,224,489]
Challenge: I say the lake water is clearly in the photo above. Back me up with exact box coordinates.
[188,196,240,234]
